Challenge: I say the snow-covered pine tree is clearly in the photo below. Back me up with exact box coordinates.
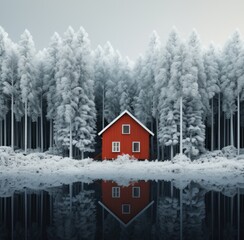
[119,57,134,113]
[221,30,243,148]
[1,41,20,149]
[72,27,96,159]
[134,31,160,158]
[94,45,106,129]
[56,26,77,158]
[0,27,10,146]
[134,31,161,126]
[158,99,179,160]
[154,28,181,119]
[45,32,62,149]
[215,47,223,150]
[203,43,220,151]
[235,34,244,155]
[33,50,48,152]
[156,28,181,159]
[170,42,205,158]
[187,30,209,120]
[18,29,36,154]
[104,44,121,123]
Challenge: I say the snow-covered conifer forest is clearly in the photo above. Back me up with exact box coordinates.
[0,25,244,160]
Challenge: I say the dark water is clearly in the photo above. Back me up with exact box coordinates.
[0,180,243,240]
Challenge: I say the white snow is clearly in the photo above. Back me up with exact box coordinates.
[0,147,243,197]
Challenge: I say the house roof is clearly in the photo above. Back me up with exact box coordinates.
[98,110,154,136]
[98,200,154,227]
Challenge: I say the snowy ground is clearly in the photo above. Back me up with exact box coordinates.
[0,146,244,197]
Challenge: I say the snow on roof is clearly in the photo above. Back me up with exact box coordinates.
[98,110,154,136]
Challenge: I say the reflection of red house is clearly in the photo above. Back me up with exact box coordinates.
[99,181,154,227]
[98,110,154,160]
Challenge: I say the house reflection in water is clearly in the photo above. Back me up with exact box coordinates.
[99,181,154,227]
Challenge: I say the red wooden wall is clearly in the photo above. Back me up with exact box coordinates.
[101,113,150,160]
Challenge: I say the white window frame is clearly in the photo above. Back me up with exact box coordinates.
[132,141,140,152]
[122,204,131,214]
[112,187,120,198]
[122,124,130,134]
[132,187,140,198]
[112,142,120,152]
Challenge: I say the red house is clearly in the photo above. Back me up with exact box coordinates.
[98,181,154,227]
[98,110,154,160]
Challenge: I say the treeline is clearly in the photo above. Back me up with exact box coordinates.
[0,26,244,159]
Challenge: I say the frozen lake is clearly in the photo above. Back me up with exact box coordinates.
[0,179,243,240]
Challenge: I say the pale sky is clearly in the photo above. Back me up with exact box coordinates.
[1,0,244,60]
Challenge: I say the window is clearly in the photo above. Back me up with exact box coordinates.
[122,124,130,134]
[122,204,131,214]
[112,187,120,198]
[132,142,140,152]
[132,187,140,198]
[112,142,120,152]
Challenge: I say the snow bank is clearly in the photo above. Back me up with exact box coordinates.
[0,147,244,197]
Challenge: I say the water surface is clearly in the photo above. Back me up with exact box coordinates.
[0,180,243,240]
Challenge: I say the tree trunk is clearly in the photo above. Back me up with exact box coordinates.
[150,119,154,159]
[102,86,105,129]
[21,120,23,149]
[237,94,240,155]
[24,100,27,154]
[180,96,183,154]
[161,144,164,161]
[28,117,31,149]
[16,120,18,148]
[218,93,221,150]
[227,117,229,146]
[36,118,38,149]
[156,114,160,160]
[11,94,14,149]
[211,98,214,151]
[50,120,53,149]
[4,114,7,146]
[170,145,173,160]
[0,120,2,146]
[224,114,226,147]
[189,132,192,160]
[40,98,43,152]
[69,122,72,159]
[241,127,244,148]
[81,150,84,160]
[230,114,234,146]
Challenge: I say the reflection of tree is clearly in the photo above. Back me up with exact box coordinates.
[182,182,206,240]
[13,222,25,240]
[130,212,151,240]
[104,214,121,239]
[73,191,96,239]
[12,222,42,240]
[223,222,237,240]
[0,224,8,240]
[157,197,180,239]
[48,189,96,240]
[29,222,42,240]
